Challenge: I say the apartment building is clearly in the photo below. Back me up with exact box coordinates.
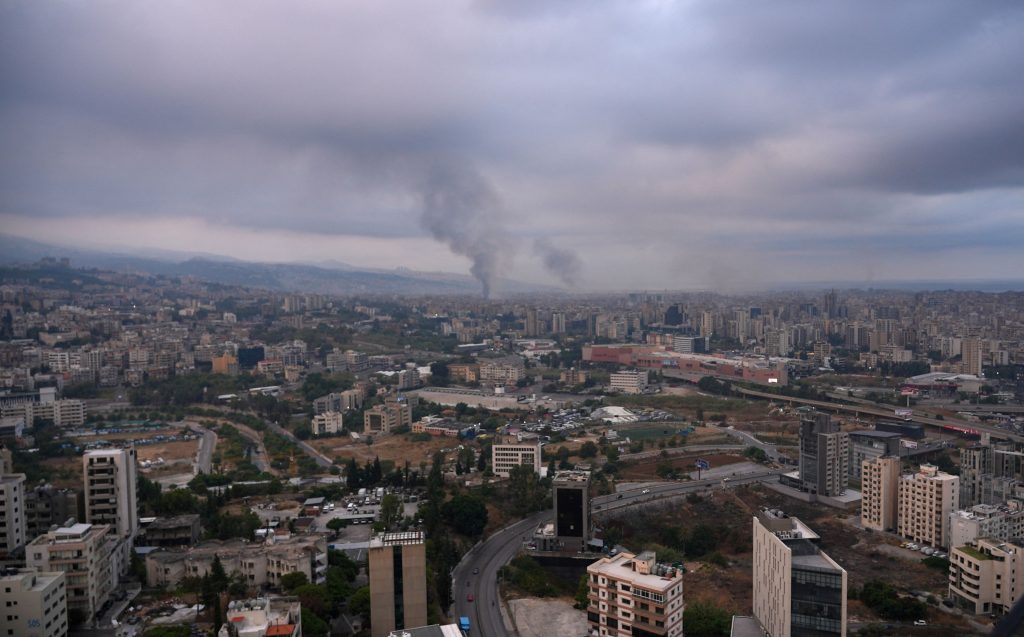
[311,412,343,436]
[609,370,649,395]
[447,363,479,383]
[898,464,960,549]
[83,448,139,542]
[491,439,542,478]
[145,535,328,589]
[363,396,414,436]
[861,456,900,532]
[559,368,588,386]
[25,522,114,621]
[0,569,68,637]
[0,447,27,558]
[312,389,363,415]
[798,411,849,497]
[949,538,1024,615]
[224,596,303,637]
[477,356,526,386]
[368,531,427,637]
[24,485,78,540]
[949,503,1024,550]
[752,511,847,637]
[585,550,684,637]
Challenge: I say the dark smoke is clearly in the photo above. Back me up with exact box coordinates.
[420,164,504,298]
[533,238,582,288]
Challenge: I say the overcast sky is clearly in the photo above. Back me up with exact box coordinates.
[2,1,1022,291]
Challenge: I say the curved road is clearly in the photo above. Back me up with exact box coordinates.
[452,511,549,637]
[450,470,781,635]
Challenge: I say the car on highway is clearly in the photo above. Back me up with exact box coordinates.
[642,488,651,494]
[473,567,479,575]
[467,593,474,602]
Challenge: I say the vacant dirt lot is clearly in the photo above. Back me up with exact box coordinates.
[136,440,198,463]
[508,598,587,637]
[310,432,458,466]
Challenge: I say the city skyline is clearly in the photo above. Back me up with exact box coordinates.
[2,1,1023,293]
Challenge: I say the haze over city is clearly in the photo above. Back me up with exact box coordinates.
[2,1,1023,293]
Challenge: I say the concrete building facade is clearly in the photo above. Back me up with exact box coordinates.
[586,551,684,637]
[798,412,849,497]
[752,511,847,637]
[25,522,114,622]
[949,538,1024,615]
[368,531,427,637]
[0,569,68,637]
[83,448,139,542]
[0,447,27,558]
[553,470,590,553]
[861,456,900,532]
[491,440,542,478]
[898,464,960,549]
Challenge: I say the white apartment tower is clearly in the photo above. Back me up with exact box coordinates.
[83,448,139,541]
[0,569,69,637]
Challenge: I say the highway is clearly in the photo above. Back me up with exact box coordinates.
[734,386,1024,442]
[452,512,550,637]
[194,424,217,474]
[593,469,782,513]
[262,418,334,468]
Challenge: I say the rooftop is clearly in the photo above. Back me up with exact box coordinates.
[370,531,424,548]
[587,552,681,592]
[553,469,591,484]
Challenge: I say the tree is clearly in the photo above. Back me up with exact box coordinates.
[349,586,372,622]
[579,441,598,458]
[301,608,329,637]
[442,494,489,537]
[574,574,590,609]
[683,601,731,637]
[294,583,329,617]
[380,493,403,531]
[209,554,229,591]
[280,571,309,592]
[326,518,349,532]
[507,465,546,516]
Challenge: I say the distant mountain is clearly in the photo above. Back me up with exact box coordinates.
[0,233,553,296]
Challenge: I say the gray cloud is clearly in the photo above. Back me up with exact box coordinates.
[1,1,1022,288]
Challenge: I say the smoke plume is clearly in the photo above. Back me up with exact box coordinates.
[419,163,504,299]
[533,237,582,287]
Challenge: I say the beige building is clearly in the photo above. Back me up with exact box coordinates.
[860,456,900,532]
[146,535,327,589]
[491,439,542,478]
[585,550,684,637]
[25,522,114,622]
[961,337,983,376]
[0,569,68,637]
[311,411,343,436]
[363,397,413,435]
[477,356,526,386]
[949,538,1024,615]
[609,370,649,395]
[0,447,27,558]
[898,464,960,549]
[753,511,847,637]
[368,531,427,637]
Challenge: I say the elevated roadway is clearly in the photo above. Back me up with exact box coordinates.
[734,386,1024,443]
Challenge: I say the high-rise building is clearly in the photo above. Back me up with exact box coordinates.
[0,569,68,637]
[860,456,900,532]
[368,531,427,637]
[491,439,542,478]
[609,370,649,395]
[752,510,847,637]
[525,309,539,337]
[83,448,139,542]
[553,470,590,553]
[586,550,684,637]
[961,337,983,376]
[949,538,1024,615]
[0,446,27,558]
[26,522,115,622]
[551,312,567,334]
[798,411,849,497]
[847,430,900,479]
[25,485,79,540]
[898,464,959,549]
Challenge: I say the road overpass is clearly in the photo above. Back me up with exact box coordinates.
[734,386,1024,443]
